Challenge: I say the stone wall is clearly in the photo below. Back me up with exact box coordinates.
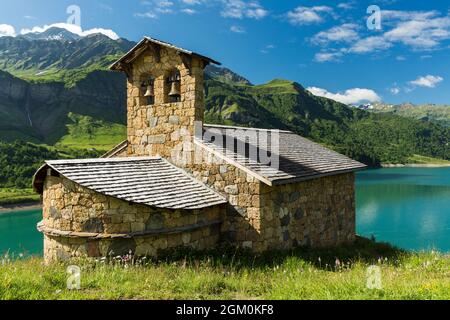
[41,175,224,263]
[260,173,356,250]
[125,47,205,159]
[184,146,356,251]
[185,147,265,251]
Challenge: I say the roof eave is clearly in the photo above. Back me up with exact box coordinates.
[32,163,50,194]
[269,166,368,186]
[110,37,221,72]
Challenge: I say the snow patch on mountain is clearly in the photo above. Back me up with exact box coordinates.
[20,23,119,40]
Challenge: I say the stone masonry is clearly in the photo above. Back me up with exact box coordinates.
[41,175,223,262]
[184,148,356,252]
[125,46,205,159]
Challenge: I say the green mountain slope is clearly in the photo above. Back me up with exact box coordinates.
[56,112,126,152]
[0,69,127,144]
[371,103,450,127]
[0,29,134,85]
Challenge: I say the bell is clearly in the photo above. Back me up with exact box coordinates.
[144,84,154,97]
[168,81,181,97]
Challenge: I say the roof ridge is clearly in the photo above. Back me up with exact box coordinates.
[46,156,161,165]
[110,36,220,71]
[204,123,293,134]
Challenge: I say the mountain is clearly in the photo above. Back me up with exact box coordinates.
[0,29,448,174]
[204,65,252,85]
[369,102,450,127]
[0,28,134,85]
[18,27,82,41]
[0,69,126,144]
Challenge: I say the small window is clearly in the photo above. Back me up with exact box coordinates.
[167,70,181,103]
[141,76,155,105]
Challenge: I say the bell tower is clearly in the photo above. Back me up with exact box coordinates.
[110,37,220,161]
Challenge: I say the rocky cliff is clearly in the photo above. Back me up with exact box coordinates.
[0,70,126,143]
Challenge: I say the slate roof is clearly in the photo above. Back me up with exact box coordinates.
[33,157,227,210]
[110,36,220,72]
[197,124,367,186]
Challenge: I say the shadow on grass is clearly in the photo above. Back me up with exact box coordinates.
[156,236,407,271]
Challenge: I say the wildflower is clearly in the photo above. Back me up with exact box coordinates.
[423,261,431,268]
[335,258,341,268]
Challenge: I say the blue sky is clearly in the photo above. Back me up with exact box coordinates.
[1,0,450,105]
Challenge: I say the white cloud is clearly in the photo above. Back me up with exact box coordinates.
[381,10,440,22]
[348,36,392,53]
[137,0,176,17]
[384,16,450,49]
[135,11,158,18]
[311,23,359,45]
[156,7,174,13]
[158,1,174,7]
[0,24,16,37]
[396,55,406,61]
[230,25,245,33]
[287,6,333,25]
[337,3,354,10]
[20,23,119,40]
[314,51,342,62]
[409,75,443,88]
[181,8,196,14]
[389,86,401,94]
[99,3,114,13]
[246,8,267,19]
[260,44,274,54]
[181,0,204,4]
[221,0,268,20]
[372,10,450,50]
[311,9,450,63]
[307,87,381,105]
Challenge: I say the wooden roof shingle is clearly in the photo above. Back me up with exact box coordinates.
[197,124,367,186]
[33,157,227,210]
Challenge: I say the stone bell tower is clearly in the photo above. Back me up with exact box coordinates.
[110,37,220,161]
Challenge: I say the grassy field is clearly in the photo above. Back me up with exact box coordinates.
[371,104,450,127]
[4,54,122,88]
[56,124,126,152]
[54,112,126,152]
[0,188,40,206]
[0,238,448,300]
[407,154,450,165]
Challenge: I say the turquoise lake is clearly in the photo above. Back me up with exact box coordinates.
[356,167,450,253]
[1,167,449,256]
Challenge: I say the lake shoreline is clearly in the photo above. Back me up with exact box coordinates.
[381,163,450,168]
[0,202,42,214]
